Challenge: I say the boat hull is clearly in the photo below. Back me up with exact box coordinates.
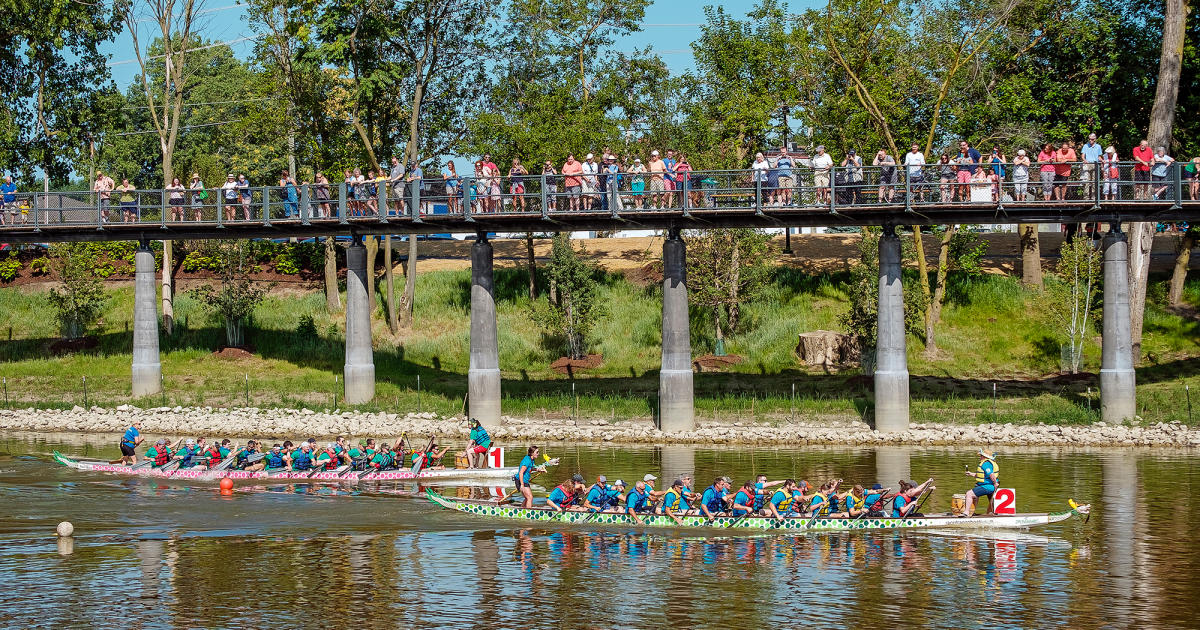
[52,451,523,482]
[426,490,1080,532]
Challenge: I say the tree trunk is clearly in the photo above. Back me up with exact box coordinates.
[1168,229,1197,306]
[713,306,725,354]
[385,235,397,332]
[924,225,956,356]
[365,235,378,317]
[727,241,742,332]
[525,233,537,300]
[399,236,418,326]
[324,236,341,312]
[161,241,173,335]
[913,228,932,335]
[1018,224,1042,288]
[1131,0,1189,359]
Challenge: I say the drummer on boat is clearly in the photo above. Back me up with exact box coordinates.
[118,419,143,465]
[462,418,492,469]
[961,449,998,517]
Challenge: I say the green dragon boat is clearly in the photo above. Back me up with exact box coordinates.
[426,490,1090,532]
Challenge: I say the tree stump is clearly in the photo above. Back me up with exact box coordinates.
[796,331,859,367]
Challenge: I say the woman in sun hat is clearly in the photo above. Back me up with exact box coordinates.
[961,448,999,517]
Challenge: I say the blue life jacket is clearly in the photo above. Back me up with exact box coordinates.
[266,452,285,468]
[627,486,649,512]
[703,485,726,514]
[588,483,610,509]
[293,450,313,470]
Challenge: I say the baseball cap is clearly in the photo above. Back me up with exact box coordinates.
[870,483,883,490]
[651,150,659,156]
[328,442,337,449]
[586,153,594,159]
[613,479,626,487]
[597,475,607,482]
[185,438,195,446]
[572,473,585,483]
[643,473,657,482]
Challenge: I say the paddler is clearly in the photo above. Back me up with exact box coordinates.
[806,481,835,518]
[839,485,868,518]
[893,478,935,517]
[291,442,316,471]
[314,442,343,471]
[177,438,207,470]
[118,419,143,465]
[658,479,690,525]
[204,439,232,468]
[369,442,396,470]
[546,474,586,512]
[753,474,786,513]
[583,475,619,512]
[699,476,732,518]
[764,479,801,521]
[961,449,998,517]
[263,444,288,470]
[515,446,545,508]
[234,440,264,471]
[462,418,492,468]
[145,438,173,468]
[411,442,448,473]
[864,483,892,517]
[347,439,375,469]
[624,478,654,525]
[334,436,353,465]
[730,481,758,517]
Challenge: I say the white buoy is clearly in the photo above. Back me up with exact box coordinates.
[56,521,74,537]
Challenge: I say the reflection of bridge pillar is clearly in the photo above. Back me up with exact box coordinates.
[469,234,502,428]
[1101,226,1136,423]
[875,227,909,431]
[659,229,694,431]
[875,446,911,487]
[471,530,501,611]
[344,237,375,404]
[136,539,165,599]
[132,243,162,397]
[1102,453,1139,615]
[659,445,696,485]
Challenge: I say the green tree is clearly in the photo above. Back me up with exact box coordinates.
[840,229,927,351]
[47,244,108,339]
[532,234,605,359]
[685,228,774,354]
[190,241,268,348]
[1043,235,1102,374]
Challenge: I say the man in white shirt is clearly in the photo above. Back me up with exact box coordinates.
[903,143,927,201]
[810,145,834,203]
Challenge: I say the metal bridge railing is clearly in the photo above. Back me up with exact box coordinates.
[0,161,1191,233]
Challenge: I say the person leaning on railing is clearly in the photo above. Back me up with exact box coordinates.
[1,175,16,225]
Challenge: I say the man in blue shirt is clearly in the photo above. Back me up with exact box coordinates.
[624,479,654,524]
[1080,133,1103,198]
[864,483,891,516]
[699,476,731,519]
[730,481,758,517]
[764,479,800,521]
[1,175,17,224]
[117,419,143,465]
[584,474,616,512]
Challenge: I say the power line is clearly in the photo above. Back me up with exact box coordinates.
[106,120,239,137]
[121,96,278,110]
[108,34,261,67]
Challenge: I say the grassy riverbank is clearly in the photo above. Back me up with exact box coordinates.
[0,261,1198,425]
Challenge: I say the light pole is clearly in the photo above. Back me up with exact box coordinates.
[780,106,793,254]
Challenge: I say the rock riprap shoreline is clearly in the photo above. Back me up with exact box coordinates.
[1,406,1198,448]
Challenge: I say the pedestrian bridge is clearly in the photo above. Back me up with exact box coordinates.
[2,164,1191,432]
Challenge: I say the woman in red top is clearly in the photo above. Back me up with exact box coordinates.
[1054,143,1077,200]
[1037,144,1056,201]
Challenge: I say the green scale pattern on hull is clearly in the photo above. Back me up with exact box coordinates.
[426,490,1076,532]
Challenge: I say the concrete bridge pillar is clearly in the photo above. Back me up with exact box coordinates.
[343,237,375,404]
[469,233,502,428]
[874,227,909,431]
[659,229,694,432]
[1101,225,1136,423]
[131,243,161,397]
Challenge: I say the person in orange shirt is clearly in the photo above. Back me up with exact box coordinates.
[1054,142,1077,200]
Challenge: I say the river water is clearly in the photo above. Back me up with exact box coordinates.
[0,431,1193,629]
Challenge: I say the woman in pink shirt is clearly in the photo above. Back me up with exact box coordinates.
[1054,143,1077,200]
[1037,144,1056,201]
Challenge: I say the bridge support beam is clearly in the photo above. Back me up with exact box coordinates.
[469,233,502,428]
[343,237,375,404]
[659,229,694,432]
[131,243,161,398]
[1101,225,1136,423]
[874,227,909,431]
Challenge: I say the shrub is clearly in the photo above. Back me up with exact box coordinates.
[0,255,20,282]
[47,244,107,339]
[29,256,49,276]
[189,241,268,347]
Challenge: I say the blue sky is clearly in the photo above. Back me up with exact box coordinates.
[104,0,821,86]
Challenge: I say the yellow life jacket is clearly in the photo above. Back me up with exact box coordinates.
[846,493,865,512]
[773,490,794,512]
[661,488,684,511]
[811,492,830,516]
[974,460,999,485]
